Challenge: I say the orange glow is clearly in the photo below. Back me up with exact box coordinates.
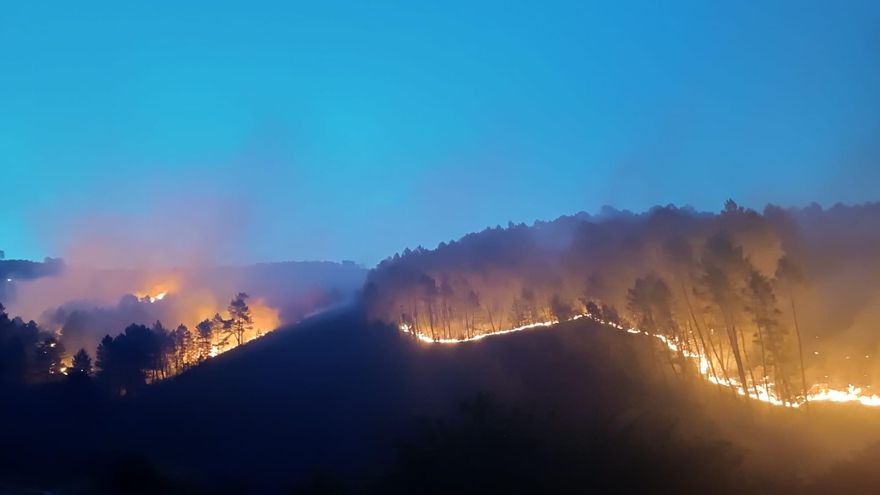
[131,279,281,370]
[135,277,180,303]
[248,298,281,340]
[399,312,880,409]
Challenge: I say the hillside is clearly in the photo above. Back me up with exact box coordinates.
[5,302,880,493]
[117,304,880,494]
[0,304,740,493]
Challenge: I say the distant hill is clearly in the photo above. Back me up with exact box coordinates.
[0,257,64,282]
[0,257,65,305]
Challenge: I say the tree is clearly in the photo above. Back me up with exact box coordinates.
[585,300,601,318]
[150,321,174,381]
[196,319,214,361]
[600,304,621,326]
[776,255,809,402]
[628,275,686,376]
[172,324,193,372]
[549,294,574,322]
[227,292,254,346]
[699,234,754,396]
[0,303,29,383]
[95,324,165,396]
[212,313,231,351]
[745,270,789,400]
[627,277,676,335]
[417,276,439,340]
[70,348,92,377]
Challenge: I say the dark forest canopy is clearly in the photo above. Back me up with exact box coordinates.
[366,201,880,399]
[0,293,259,395]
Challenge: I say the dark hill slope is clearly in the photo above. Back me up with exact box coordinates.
[120,305,708,491]
[7,306,880,493]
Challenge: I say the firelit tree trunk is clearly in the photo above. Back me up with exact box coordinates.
[679,280,732,393]
[735,323,760,399]
[754,322,770,397]
[722,311,750,396]
[788,286,808,403]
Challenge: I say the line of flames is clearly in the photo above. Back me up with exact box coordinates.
[399,314,880,409]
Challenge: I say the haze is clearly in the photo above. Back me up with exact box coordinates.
[3,1,879,266]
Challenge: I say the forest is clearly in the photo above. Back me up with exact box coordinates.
[0,292,259,396]
[366,201,880,405]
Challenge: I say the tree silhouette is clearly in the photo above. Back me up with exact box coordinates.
[171,324,193,372]
[70,348,92,377]
[195,319,214,361]
[95,324,164,396]
[227,292,253,346]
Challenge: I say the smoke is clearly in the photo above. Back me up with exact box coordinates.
[366,201,880,389]
[1,175,368,356]
[6,261,365,356]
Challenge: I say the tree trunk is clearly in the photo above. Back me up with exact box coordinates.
[754,323,770,399]
[679,278,734,395]
[736,323,760,399]
[722,310,750,397]
[787,285,809,405]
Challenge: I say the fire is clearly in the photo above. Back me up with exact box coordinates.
[399,313,880,409]
[138,291,168,303]
[130,280,281,369]
[399,318,568,344]
[249,297,281,341]
[135,278,179,303]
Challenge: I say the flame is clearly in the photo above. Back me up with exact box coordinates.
[399,313,880,409]
[136,278,179,303]
[187,296,281,360]
[128,280,281,368]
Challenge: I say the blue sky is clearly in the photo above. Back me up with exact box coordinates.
[2,1,879,266]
